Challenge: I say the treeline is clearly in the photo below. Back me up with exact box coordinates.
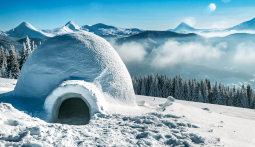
[132,74,255,109]
[0,36,39,79]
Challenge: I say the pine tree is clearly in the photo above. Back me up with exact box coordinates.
[9,71,13,79]
[147,74,154,96]
[247,84,253,108]
[241,89,248,108]
[162,78,170,98]
[183,80,189,100]
[236,88,242,107]
[179,78,184,100]
[174,78,180,99]
[1,57,8,78]
[154,77,160,97]
[31,41,35,52]
[212,83,218,104]
[250,91,255,109]
[20,42,27,70]
[149,77,156,96]
[203,86,209,103]
[140,77,146,96]
[0,46,4,67]
[186,83,192,101]
[132,77,138,94]
[192,81,198,102]
[9,45,20,79]
[25,36,32,59]
[215,88,222,105]
[228,89,234,106]
[198,90,203,102]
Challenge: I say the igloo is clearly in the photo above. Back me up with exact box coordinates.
[14,32,136,125]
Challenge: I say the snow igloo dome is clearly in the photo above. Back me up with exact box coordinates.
[14,32,136,125]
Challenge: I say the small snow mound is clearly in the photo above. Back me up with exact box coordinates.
[202,108,210,111]
[167,96,175,102]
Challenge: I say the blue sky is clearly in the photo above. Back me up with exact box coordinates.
[0,0,255,31]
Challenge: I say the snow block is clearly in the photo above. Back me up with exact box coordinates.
[14,32,136,122]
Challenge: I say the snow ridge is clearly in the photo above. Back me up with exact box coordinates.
[5,22,52,38]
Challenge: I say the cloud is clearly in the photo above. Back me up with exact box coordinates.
[113,42,147,63]
[150,40,223,68]
[184,17,196,27]
[233,42,255,64]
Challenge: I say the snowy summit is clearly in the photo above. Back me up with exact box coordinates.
[170,22,197,33]
[64,21,81,30]
[5,22,51,38]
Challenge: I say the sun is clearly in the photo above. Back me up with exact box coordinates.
[208,3,216,12]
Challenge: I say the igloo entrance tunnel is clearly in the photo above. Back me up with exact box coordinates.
[14,32,136,125]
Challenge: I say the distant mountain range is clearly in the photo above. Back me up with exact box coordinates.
[1,17,255,39]
[227,17,255,31]
[116,31,198,45]
[168,17,255,34]
[2,21,144,39]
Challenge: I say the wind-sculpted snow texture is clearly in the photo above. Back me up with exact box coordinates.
[0,98,221,147]
[13,32,136,118]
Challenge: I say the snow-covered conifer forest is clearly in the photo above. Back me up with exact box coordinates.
[133,74,255,109]
[0,36,39,79]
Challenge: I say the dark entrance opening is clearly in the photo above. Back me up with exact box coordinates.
[57,98,90,125]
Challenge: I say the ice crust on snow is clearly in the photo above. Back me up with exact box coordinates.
[13,32,136,120]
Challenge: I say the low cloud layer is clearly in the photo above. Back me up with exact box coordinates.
[233,42,255,64]
[113,42,147,63]
[111,38,255,75]
[151,40,223,68]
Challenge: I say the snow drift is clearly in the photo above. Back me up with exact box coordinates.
[13,32,136,124]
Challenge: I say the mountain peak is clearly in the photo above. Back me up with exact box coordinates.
[174,22,196,32]
[64,21,80,30]
[5,22,49,38]
[17,22,37,30]
[176,22,193,28]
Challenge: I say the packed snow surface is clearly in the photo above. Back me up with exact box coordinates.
[1,79,255,146]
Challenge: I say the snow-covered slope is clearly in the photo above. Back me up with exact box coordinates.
[227,17,255,31]
[64,21,80,30]
[0,31,6,36]
[0,78,255,146]
[41,21,84,35]
[82,23,144,37]
[41,22,143,37]
[5,22,52,38]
